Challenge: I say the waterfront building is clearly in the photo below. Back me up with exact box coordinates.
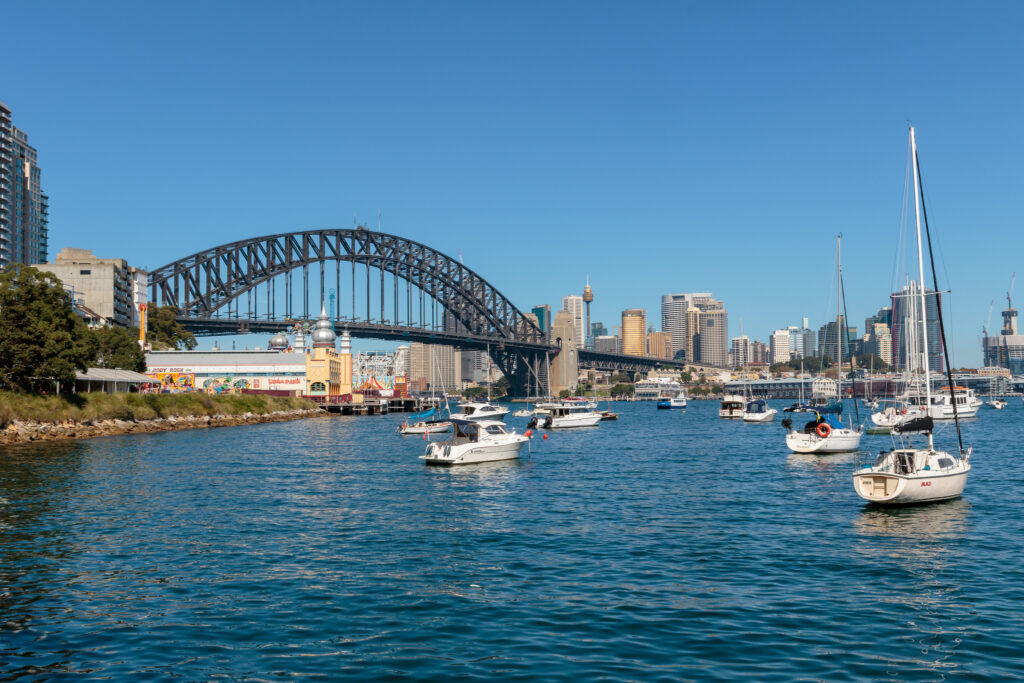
[304,308,352,397]
[621,308,647,356]
[594,335,617,354]
[35,248,147,328]
[550,310,580,394]
[982,302,1024,373]
[0,100,48,269]
[634,377,682,400]
[731,336,751,367]
[890,282,943,373]
[647,331,672,359]
[561,295,585,346]
[532,304,552,337]
[392,345,410,377]
[146,349,308,393]
[770,329,791,365]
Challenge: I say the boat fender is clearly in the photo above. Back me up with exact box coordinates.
[816,423,831,438]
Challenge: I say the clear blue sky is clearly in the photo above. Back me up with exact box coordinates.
[4,1,1021,364]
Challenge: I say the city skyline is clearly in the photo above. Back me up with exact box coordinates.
[4,2,1023,365]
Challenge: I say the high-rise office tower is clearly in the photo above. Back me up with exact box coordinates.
[621,308,647,356]
[561,295,585,346]
[662,292,727,364]
[0,101,48,269]
[890,282,943,372]
[770,329,791,365]
[532,304,552,337]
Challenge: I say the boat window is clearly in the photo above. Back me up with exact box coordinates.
[937,458,954,469]
[485,425,504,434]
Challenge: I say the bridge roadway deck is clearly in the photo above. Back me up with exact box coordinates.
[182,318,687,372]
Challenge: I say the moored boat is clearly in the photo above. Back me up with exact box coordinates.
[853,127,971,505]
[421,420,528,465]
[719,394,745,419]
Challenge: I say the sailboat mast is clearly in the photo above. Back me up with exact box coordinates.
[837,235,843,381]
[910,126,934,450]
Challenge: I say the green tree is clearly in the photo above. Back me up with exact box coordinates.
[855,353,890,372]
[0,266,98,392]
[558,388,572,398]
[680,371,693,383]
[609,383,633,397]
[147,305,197,350]
[93,326,146,372]
[610,372,632,383]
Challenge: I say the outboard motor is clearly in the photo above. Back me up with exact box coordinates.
[781,418,793,430]
[527,416,539,430]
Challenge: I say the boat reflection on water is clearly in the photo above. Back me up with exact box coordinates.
[854,497,971,544]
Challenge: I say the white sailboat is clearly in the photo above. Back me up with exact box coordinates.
[785,235,862,453]
[853,127,971,504]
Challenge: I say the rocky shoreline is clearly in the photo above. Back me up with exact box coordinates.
[0,408,324,446]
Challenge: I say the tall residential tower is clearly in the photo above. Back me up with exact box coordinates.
[0,101,48,269]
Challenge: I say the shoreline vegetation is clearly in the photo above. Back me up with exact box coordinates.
[0,393,320,447]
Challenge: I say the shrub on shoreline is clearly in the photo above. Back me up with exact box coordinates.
[0,392,315,428]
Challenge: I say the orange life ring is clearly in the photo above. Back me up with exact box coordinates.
[816,422,832,438]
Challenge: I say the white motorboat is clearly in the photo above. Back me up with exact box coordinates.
[719,394,745,419]
[447,401,509,422]
[785,414,862,453]
[529,402,602,429]
[421,420,528,465]
[986,398,1007,409]
[656,394,687,409]
[854,127,971,505]
[398,419,452,435]
[743,399,777,422]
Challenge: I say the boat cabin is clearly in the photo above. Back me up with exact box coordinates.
[458,403,505,417]
[745,399,770,414]
[448,419,509,443]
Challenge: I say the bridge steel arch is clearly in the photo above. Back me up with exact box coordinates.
[148,228,551,394]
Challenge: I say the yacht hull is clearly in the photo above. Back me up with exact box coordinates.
[743,409,777,423]
[853,466,969,504]
[422,439,526,465]
[547,413,603,428]
[786,428,862,454]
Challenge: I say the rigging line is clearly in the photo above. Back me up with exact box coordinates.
[915,144,965,456]
[839,263,861,425]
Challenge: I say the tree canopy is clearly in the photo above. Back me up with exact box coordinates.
[147,305,197,350]
[0,266,98,392]
[94,326,146,372]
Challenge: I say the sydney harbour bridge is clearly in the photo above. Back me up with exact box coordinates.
[148,228,685,395]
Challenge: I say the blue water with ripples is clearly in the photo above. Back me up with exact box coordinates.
[1,399,1022,680]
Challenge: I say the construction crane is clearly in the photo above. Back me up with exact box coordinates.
[1008,272,1016,309]
[983,299,994,337]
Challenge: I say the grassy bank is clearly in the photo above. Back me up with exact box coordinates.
[0,392,316,428]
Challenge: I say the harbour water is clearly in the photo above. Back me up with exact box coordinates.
[1,400,1021,680]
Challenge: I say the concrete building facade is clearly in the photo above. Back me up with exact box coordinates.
[550,310,580,394]
[770,329,791,365]
[35,248,147,327]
